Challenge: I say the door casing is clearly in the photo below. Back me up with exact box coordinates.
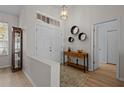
[91,18,120,79]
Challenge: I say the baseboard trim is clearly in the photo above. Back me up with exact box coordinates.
[22,70,36,87]
[119,77,124,81]
[0,65,11,68]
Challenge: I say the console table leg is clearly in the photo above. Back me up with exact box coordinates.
[63,53,65,65]
[84,55,85,73]
[87,54,88,71]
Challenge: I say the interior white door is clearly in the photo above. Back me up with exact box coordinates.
[93,25,100,70]
[94,24,106,70]
[107,30,118,64]
[94,20,119,70]
[98,25,106,65]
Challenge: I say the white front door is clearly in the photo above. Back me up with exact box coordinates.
[50,28,62,63]
[36,23,62,63]
[36,25,52,60]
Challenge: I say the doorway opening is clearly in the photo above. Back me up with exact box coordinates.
[93,19,120,79]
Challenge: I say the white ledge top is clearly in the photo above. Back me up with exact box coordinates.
[27,55,60,66]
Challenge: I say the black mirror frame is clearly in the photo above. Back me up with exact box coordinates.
[78,32,87,41]
[71,25,79,35]
[68,37,74,42]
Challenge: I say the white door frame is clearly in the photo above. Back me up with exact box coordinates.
[91,18,120,79]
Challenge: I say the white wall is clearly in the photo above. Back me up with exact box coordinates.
[23,56,60,87]
[64,5,124,79]
[0,12,18,67]
[63,6,91,69]
[19,6,61,86]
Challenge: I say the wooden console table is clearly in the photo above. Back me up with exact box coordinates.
[63,51,88,73]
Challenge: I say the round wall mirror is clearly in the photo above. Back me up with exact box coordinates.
[71,26,79,35]
[68,37,74,42]
[78,32,87,41]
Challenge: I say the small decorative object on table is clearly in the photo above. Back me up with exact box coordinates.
[77,50,83,53]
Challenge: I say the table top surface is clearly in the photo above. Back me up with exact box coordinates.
[64,51,88,55]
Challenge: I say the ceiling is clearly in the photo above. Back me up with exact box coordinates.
[0,5,73,16]
[54,5,74,9]
[0,5,22,16]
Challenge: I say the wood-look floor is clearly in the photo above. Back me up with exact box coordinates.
[84,64,124,87]
[0,64,124,87]
[0,67,32,87]
[60,64,88,87]
[61,64,124,87]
